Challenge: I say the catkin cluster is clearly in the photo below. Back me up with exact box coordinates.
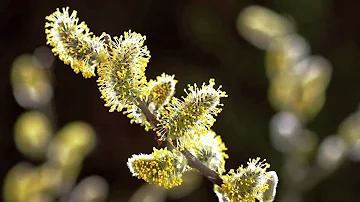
[45,7,278,202]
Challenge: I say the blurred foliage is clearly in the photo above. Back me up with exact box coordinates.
[238,4,360,202]
[48,121,96,168]
[14,111,52,160]
[10,54,53,109]
[4,53,108,202]
[236,6,295,50]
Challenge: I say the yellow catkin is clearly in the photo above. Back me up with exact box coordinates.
[183,130,228,175]
[45,7,105,78]
[218,158,271,202]
[97,30,150,112]
[158,79,227,141]
[127,148,186,188]
[124,73,177,131]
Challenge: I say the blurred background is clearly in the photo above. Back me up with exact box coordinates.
[1,0,360,201]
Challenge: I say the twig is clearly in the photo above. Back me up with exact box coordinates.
[180,147,223,185]
[136,98,224,186]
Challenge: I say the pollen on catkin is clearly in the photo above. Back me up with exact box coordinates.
[158,78,227,141]
[183,130,228,175]
[147,73,177,111]
[216,158,271,202]
[124,73,177,131]
[97,31,150,112]
[45,7,105,78]
[127,147,186,188]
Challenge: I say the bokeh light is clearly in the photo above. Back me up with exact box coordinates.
[47,121,96,168]
[266,34,310,80]
[293,129,318,155]
[14,111,52,160]
[236,5,295,49]
[11,54,53,109]
[316,135,347,171]
[166,171,202,199]
[292,56,332,94]
[5,154,94,202]
[129,184,166,202]
[268,56,331,122]
[270,111,302,153]
[68,176,108,202]
[338,111,360,161]
[3,161,73,202]
[3,162,41,202]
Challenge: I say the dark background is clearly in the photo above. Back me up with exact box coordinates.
[2,0,360,201]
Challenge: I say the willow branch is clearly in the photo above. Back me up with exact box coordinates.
[136,98,224,186]
[180,146,224,185]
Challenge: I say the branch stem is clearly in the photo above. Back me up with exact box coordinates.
[136,98,223,186]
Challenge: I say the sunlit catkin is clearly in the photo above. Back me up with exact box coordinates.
[127,148,186,188]
[183,130,228,175]
[97,31,150,112]
[45,7,105,78]
[125,73,177,131]
[158,79,227,141]
[216,158,271,202]
[147,73,177,111]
